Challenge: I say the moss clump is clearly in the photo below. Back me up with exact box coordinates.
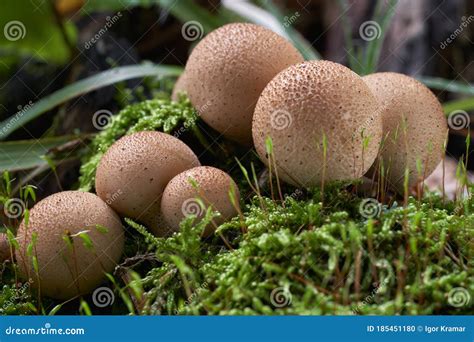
[78,95,197,191]
[128,184,473,315]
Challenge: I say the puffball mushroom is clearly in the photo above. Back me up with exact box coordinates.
[181,23,304,144]
[363,72,447,190]
[95,131,200,236]
[15,191,124,300]
[0,233,11,262]
[161,166,240,236]
[252,60,383,187]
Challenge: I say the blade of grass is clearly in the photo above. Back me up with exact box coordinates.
[418,76,474,96]
[256,0,320,60]
[0,64,183,139]
[0,135,79,171]
[157,0,227,31]
[364,0,397,74]
[443,97,474,114]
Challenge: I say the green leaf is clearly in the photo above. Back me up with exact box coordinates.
[443,97,474,114]
[78,232,94,250]
[0,0,76,73]
[48,304,63,316]
[418,77,474,96]
[156,0,227,31]
[255,0,320,60]
[0,135,77,172]
[84,0,226,32]
[95,224,109,234]
[0,64,183,139]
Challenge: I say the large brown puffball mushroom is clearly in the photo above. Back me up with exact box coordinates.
[252,60,383,187]
[363,72,447,191]
[95,131,200,236]
[15,191,124,300]
[180,23,304,144]
[161,166,240,236]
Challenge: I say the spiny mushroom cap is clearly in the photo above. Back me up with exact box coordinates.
[161,166,240,236]
[15,191,124,300]
[0,233,11,262]
[182,23,304,144]
[363,72,447,190]
[95,131,201,236]
[252,60,383,187]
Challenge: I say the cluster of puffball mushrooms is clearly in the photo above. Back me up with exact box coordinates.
[6,23,446,301]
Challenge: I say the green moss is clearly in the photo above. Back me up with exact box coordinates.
[128,184,473,315]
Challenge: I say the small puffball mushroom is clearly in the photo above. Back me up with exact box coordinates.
[363,72,447,190]
[15,191,124,300]
[0,233,11,262]
[182,23,304,144]
[161,166,240,236]
[252,60,383,187]
[95,131,200,236]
